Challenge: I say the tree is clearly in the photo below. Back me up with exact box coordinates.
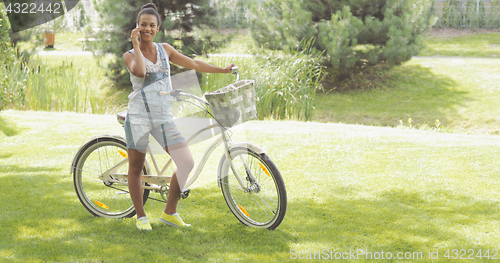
[250,0,437,82]
[92,0,224,88]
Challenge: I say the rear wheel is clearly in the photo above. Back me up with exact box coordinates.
[219,147,286,230]
[72,138,149,218]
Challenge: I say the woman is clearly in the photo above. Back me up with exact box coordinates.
[123,3,234,231]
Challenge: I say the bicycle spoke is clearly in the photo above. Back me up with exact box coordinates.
[251,196,273,221]
[73,139,149,218]
[78,166,103,176]
[256,194,278,214]
[220,148,286,229]
[220,178,246,191]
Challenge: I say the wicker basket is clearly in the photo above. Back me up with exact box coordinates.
[204,80,257,127]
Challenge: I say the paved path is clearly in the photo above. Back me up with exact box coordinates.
[413,56,500,60]
[36,51,500,62]
[37,50,94,56]
[37,51,253,57]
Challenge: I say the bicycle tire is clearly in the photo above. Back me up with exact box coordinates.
[219,147,286,230]
[72,137,149,218]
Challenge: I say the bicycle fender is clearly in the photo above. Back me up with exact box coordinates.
[217,142,266,188]
[70,134,128,174]
[228,142,266,155]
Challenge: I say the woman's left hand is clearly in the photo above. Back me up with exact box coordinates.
[224,63,236,73]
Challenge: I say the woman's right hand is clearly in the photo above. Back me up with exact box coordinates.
[130,27,141,47]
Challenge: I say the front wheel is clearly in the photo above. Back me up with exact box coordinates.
[219,147,287,230]
[72,137,149,218]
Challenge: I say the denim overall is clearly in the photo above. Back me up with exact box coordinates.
[124,43,182,151]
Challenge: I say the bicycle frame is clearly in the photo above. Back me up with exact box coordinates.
[89,114,266,194]
[72,67,286,229]
[73,67,266,196]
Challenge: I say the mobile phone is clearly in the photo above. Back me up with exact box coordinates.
[136,23,140,41]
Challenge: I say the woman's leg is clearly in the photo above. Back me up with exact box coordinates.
[164,142,194,215]
[127,148,147,218]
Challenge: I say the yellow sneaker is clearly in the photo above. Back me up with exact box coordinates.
[136,216,152,231]
[160,212,191,227]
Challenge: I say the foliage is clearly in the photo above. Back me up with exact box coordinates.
[0,3,15,111]
[436,0,500,28]
[92,0,228,88]
[464,0,486,28]
[1,56,121,114]
[314,32,500,134]
[0,4,11,57]
[5,5,34,47]
[210,0,256,28]
[440,0,463,27]
[251,43,323,121]
[487,0,500,28]
[200,38,323,121]
[250,0,436,82]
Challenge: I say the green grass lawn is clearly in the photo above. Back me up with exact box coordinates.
[17,30,87,53]
[1,110,500,262]
[419,32,500,57]
[4,29,500,262]
[314,31,500,135]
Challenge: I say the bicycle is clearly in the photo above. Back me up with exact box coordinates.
[70,68,287,230]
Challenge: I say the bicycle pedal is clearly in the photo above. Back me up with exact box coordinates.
[141,175,172,185]
[180,189,190,199]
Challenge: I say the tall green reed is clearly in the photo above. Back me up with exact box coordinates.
[199,39,323,121]
[253,46,323,121]
[199,55,256,93]
[2,56,122,114]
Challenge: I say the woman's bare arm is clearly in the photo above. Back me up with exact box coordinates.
[162,43,234,73]
[123,28,147,77]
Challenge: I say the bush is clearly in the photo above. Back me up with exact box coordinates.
[200,39,323,121]
[250,0,437,83]
[252,46,323,121]
[0,3,16,110]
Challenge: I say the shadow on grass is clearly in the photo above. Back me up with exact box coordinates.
[0,178,292,262]
[0,165,61,174]
[286,188,500,257]
[2,170,500,262]
[315,64,469,129]
[0,152,14,159]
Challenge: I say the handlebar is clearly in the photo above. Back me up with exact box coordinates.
[158,90,209,105]
[159,66,241,105]
[231,66,239,82]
